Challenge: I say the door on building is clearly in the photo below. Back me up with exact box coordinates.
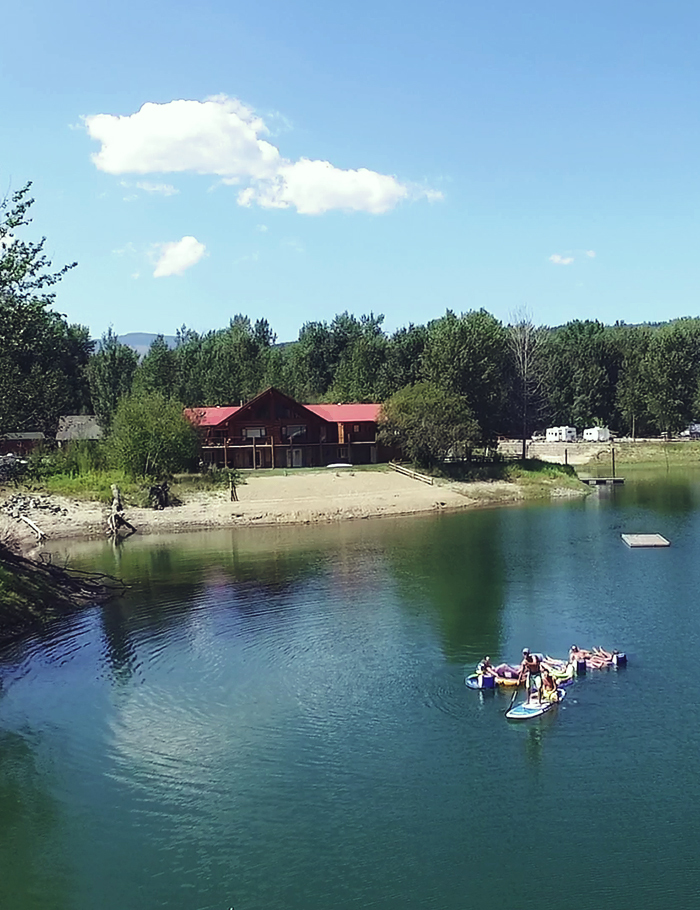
[293,448,303,467]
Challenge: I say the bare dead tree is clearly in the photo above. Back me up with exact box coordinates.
[107,484,136,539]
[508,308,547,460]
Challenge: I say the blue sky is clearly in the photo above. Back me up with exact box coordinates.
[2,0,699,341]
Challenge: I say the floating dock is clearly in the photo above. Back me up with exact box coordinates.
[621,533,670,548]
[581,476,625,486]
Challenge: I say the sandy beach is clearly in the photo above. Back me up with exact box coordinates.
[0,467,585,550]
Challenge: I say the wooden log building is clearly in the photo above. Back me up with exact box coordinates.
[186,387,394,469]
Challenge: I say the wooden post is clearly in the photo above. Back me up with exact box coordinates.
[612,446,616,478]
[224,438,228,469]
[271,434,275,469]
[253,436,257,469]
[564,448,568,465]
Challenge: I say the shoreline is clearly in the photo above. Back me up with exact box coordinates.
[1,469,586,552]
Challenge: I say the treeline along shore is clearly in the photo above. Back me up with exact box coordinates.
[4,183,700,454]
[6,179,700,490]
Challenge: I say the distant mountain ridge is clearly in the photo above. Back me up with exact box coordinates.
[116,333,177,357]
[110,332,291,356]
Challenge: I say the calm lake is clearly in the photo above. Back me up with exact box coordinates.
[2,469,700,910]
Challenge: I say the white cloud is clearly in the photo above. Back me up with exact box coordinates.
[237,158,409,215]
[255,224,268,232]
[585,249,596,258]
[111,242,137,256]
[84,95,436,215]
[549,253,574,266]
[136,181,179,196]
[152,236,206,278]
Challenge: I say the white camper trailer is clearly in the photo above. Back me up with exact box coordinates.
[546,426,577,443]
[583,426,611,442]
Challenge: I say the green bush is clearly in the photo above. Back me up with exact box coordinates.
[106,391,199,479]
[25,441,105,480]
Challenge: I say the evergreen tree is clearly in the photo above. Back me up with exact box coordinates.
[88,328,139,429]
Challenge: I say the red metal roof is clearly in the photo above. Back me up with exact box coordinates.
[304,403,381,423]
[184,406,240,427]
[185,401,381,427]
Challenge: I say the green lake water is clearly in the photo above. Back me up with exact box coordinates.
[2,470,700,910]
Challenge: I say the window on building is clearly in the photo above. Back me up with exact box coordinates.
[244,427,265,438]
[286,424,306,438]
[353,424,360,433]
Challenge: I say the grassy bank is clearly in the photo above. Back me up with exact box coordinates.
[604,440,700,466]
[438,457,582,488]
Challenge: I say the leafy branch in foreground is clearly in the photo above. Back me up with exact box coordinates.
[0,182,88,435]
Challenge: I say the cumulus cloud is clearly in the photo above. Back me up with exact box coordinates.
[585,249,596,258]
[549,253,574,266]
[152,236,206,277]
[84,95,434,215]
[236,158,408,214]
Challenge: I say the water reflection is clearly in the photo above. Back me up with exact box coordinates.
[0,731,71,910]
[387,511,506,663]
[100,600,139,685]
[587,465,700,515]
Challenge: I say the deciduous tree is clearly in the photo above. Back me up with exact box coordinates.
[378,382,480,470]
[107,391,199,478]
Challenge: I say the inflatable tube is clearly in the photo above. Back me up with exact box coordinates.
[465,674,499,691]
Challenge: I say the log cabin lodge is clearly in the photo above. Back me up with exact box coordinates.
[186,387,395,469]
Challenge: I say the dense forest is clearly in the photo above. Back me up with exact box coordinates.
[3,184,700,449]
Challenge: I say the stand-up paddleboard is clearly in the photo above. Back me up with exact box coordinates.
[506,688,566,720]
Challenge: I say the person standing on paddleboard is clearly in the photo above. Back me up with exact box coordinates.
[520,649,542,704]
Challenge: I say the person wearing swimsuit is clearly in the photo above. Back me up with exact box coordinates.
[541,669,558,701]
[520,649,542,704]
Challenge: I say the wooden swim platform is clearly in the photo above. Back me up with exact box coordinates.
[581,476,625,486]
[621,533,670,548]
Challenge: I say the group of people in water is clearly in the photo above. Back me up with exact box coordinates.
[476,645,622,704]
